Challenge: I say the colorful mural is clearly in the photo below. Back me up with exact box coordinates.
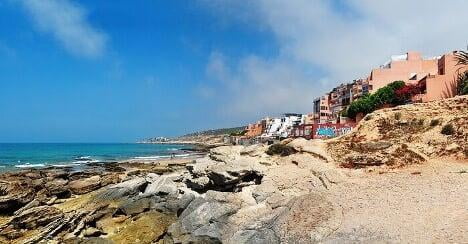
[290,123,356,139]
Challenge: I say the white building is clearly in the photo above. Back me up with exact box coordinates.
[262,113,303,139]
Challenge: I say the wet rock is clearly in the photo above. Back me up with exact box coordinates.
[69,176,102,195]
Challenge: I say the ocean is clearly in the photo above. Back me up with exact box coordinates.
[0,143,193,171]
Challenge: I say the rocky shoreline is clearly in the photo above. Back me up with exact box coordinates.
[0,96,466,243]
[0,139,467,243]
[0,142,343,243]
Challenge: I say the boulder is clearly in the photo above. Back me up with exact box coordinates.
[82,227,103,237]
[45,178,70,197]
[167,192,242,243]
[69,176,102,195]
[0,183,35,214]
[143,175,178,197]
[117,196,158,216]
[8,206,63,230]
[209,146,244,163]
[97,177,147,200]
[185,176,210,191]
[100,173,121,187]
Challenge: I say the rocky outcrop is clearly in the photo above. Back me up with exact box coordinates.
[329,95,468,168]
[69,176,102,195]
[184,157,264,193]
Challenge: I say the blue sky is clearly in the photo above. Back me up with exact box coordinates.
[0,0,466,142]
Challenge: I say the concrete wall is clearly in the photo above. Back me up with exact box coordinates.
[422,53,468,102]
[368,52,438,92]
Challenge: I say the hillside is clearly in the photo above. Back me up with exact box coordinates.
[179,126,246,138]
[328,95,468,168]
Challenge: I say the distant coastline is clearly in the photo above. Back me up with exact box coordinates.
[0,143,199,172]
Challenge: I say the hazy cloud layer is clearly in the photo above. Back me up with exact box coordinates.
[199,0,468,120]
[19,0,107,58]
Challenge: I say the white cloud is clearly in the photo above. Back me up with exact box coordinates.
[204,52,319,120]
[19,0,107,58]
[199,0,468,120]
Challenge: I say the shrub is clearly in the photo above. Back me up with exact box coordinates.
[418,119,425,126]
[345,80,405,119]
[230,130,246,136]
[441,124,455,135]
[430,119,440,126]
[394,112,401,120]
[395,82,425,104]
[457,71,468,95]
[266,144,297,156]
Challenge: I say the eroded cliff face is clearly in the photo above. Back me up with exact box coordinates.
[328,95,468,168]
[0,96,467,243]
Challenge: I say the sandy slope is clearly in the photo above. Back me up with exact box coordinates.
[326,159,468,243]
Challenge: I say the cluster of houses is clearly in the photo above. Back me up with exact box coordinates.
[314,51,466,124]
[233,50,467,144]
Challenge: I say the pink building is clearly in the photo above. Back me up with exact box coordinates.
[367,51,439,92]
[416,52,467,102]
[313,50,467,125]
[313,94,331,124]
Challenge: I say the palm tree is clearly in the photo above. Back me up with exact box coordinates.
[454,50,468,65]
[454,50,468,95]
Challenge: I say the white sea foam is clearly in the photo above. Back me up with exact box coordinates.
[133,153,192,160]
[134,155,171,160]
[15,163,46,168]
[51,164,73,168]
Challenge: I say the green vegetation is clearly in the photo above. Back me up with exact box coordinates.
[455,50,468,95]
[456,71,468,95]
[229,130,247,136]
[441,124,455,135]
[430,119,440,126]
[266,144,297,156]
[181,126,246,137]
[394,112,401,120]
[454,50,468,66]
[346,81,405,119]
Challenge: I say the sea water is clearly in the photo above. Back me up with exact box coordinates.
[0,143,192,171]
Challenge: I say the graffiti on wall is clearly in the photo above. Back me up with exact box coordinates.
[290,123,356,139]
[314,124,355,138]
